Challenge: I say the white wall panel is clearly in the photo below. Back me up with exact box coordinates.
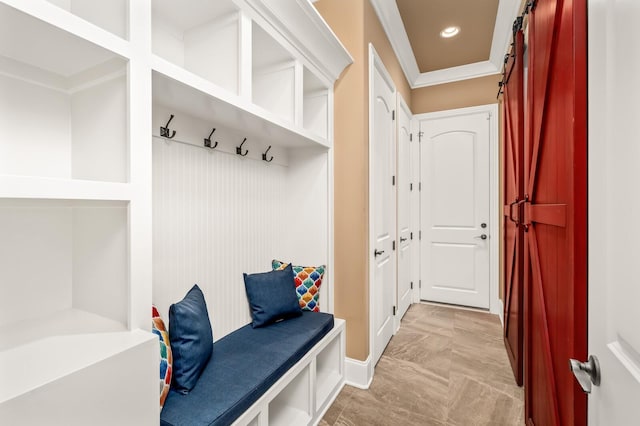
[0,205,72,327]
[153,138,291,339]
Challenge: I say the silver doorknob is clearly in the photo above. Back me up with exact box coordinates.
[569,355,601,393]
[474,234,488,240]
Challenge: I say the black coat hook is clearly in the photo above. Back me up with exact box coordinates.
[236,138,249,156]
[204,128,218,149]
[160,114,176,139]
[262,145,274,162]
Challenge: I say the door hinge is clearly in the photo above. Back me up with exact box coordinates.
[392,110,395,120]
[419,231,422,240]
[410,232,413,240]
[419,280,422,289]
[419,182,422,191]
[392,175,396,186]
[410,183,413,191]
[410,282,413,289]
[393,306,396,316]
[410,133,413,141]
[392,240,396,251]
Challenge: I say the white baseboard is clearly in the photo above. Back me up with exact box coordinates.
[493,298,504,326]
[344,356,373,389]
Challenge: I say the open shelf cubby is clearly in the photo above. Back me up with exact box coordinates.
[315,332,343,408]
[0,3,128,183]
[303,68,330,140]
[152,0,241,96]
[45,0,129,40]
[268,364,312,426]
[252,21,296,124]
[0,198,131,405]
[0,199,130,336]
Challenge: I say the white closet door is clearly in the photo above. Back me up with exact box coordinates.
[369,45,396,365]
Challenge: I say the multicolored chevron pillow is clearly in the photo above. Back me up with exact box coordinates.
[152,306,173,409]
[272,259,326,312]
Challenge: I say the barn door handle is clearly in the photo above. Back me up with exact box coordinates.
[569,355,601,393]
[508,200,519,224]
[374,249,385,257]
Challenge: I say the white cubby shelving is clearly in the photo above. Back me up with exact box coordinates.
[1,0,351,423]
[152,0,241,96]
[0,2,128,186]
[0,0,155,424]
[251,21,296,124]
[231,320,346,426]
[303,67,330,140]
[45,0,129,40]
[315,332,344,409]
[269,365,312,426]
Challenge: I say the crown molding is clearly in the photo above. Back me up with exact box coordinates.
[369,0,522,88]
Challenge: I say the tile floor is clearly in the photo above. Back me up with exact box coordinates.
[321,303,524,426]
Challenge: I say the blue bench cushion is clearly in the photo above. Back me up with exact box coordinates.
[160,311,334,426]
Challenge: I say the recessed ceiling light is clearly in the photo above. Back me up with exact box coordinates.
[440,26,460,38]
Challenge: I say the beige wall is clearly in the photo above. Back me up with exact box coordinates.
[317,0,505,360]
[315,0,411,361]
[411,74,502,114]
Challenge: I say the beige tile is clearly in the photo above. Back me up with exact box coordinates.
[322,303,524,426]
[321,384,355,425]
[447,373,524,426]
[370,356,449,422]
[383,329,452,380]
[334,387,443,426]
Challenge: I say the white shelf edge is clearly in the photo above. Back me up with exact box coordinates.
[0,318,154,404]
[0,175,133,201]
[151,55,330,150]
[0,0,132,60]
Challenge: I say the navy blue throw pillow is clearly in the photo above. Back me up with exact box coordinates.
[243,264,302,328]
[169,284,213,394]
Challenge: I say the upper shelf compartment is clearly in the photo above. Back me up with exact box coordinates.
[151,0,351,151]
[252,21,296,125]
[0,3,129,191]
[45,0,129,40]
[152,0,242,96]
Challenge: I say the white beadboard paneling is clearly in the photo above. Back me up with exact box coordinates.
[153,137,291,339]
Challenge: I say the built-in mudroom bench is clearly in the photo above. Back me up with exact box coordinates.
[0,0,351,425]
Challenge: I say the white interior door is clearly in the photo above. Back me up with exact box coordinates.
[396,94,412,326]
[587,0,640,422]
[419,108,490,309]
[369,45,396,365]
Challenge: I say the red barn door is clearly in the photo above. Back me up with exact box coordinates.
[524,0,587,425]
[502,26,525,387]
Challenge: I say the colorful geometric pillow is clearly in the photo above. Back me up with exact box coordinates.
[272,259,326,312]
[152,305,172,409]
